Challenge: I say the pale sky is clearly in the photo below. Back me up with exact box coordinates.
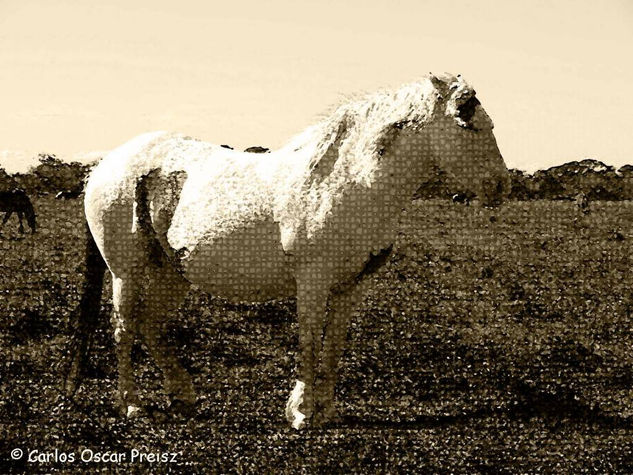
[1,0,632,173]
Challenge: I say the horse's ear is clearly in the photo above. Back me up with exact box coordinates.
[430,73,462,99]
[429,74,447,98]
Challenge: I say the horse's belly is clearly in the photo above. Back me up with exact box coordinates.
[180,220,296,302]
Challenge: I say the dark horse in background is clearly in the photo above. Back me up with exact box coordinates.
[0,189,37,234]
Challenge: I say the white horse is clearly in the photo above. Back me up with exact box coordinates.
[66,74,510,429]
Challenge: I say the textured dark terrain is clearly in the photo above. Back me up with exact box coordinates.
[1,196,633,473]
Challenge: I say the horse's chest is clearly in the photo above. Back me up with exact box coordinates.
[304,191,400,284]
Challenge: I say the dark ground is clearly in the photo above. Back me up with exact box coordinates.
[1,196,633,473]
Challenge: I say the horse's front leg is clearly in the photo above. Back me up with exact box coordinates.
[313,282,363,426]
[286,269,329,429]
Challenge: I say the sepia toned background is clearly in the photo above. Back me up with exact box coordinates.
[1,0,632,172]
[3,1,633,472]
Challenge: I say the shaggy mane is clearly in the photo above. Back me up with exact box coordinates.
[280,73,474,184]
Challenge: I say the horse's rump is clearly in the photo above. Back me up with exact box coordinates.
[0,189,32,210]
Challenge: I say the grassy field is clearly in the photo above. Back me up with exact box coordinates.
[1,196,633,473]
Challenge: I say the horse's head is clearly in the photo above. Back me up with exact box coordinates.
[300,75,510,210]
[426,74,510,207]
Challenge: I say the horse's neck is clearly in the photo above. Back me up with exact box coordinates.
[267,145,316,189]
[377,127,438,201]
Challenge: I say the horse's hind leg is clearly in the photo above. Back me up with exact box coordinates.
[138,266,194,413]
[111,273,142,417]
[1,211,12,231]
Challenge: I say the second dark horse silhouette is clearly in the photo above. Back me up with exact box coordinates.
[0,189,37,234]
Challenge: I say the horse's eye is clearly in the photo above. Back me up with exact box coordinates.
[456,96,480,128]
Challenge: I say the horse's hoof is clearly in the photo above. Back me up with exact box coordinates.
[289,410,307,430]
[116,399,143,418]
[286,402,308,429]
[286,380,309,429]
[168,399,195,418]
[126,404,142,418]
[147,405,169,423]
[311,409,341,428]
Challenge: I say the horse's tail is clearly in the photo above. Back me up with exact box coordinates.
[134,169,184,271]
[63,219,107,395]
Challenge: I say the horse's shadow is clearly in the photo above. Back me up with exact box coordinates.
[340,386,633,430]
[342,408,633,431]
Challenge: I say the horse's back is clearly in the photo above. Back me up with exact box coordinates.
[0,189,32,210]
[84,132,297,299]
[162,145,297,300]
